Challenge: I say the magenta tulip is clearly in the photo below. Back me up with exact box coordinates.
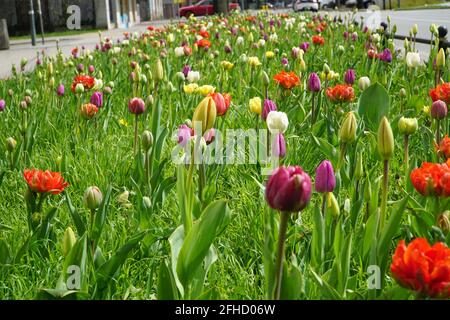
[315,160,336,193]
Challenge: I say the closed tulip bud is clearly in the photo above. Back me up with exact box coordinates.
[6,137,16,152]
[20,100,28,110]
[412,24,418,35]
[271,133,286,158]
[83,186,103,210]
[141,130,153,151]
[49,77,55,88]
[154,58,164,81]
[392,24,397,34]
[358,76,371,90]
[315,160,336,193]
[143,196,152,209]
[437,211,450,233]
[398,117,418,135]
[0,99,5,112]
[344,69,356,85]
[62,227,76,257]
[327,193,340,218]
[337,45,345,54]
[266,111,289,134]
[399,88,407,98]
[377,117,394,160]
[262,99,277,121]
[128,97,146,115]
[265,166,312,212]
[436,48,446,69]
[192,96,216,134]
[323,63,330,75]
[299,59,306,72]
[47,62,54,75]
[262,71,270,86]
[339,112,357,143]
[430,100,448,120]
[308,72,321,92]
[146,95,154,107]
[75,83,84,94]
[175,71,185,82]
[90,91,103,108]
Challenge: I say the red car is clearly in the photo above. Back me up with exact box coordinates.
[179,0,240,18]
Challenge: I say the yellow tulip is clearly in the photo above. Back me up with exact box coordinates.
[192,96,216,133]
[183,83,199,94]
[249,97,262,115]
[248,56,262,67]
[196,85,215,96]
[265,51,275,59]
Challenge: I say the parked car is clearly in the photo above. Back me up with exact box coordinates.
[345,0,375,8]
[293,0,319,12]
[319,0,336,9]
[179,0,240,18]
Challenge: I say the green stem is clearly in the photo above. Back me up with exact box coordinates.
[321,193,326,217]
[134,114,139,156]
[273,211,289,300]
[436,119,441,145]
[380,160,389,231]
[311,92,315,127]
[404,135,409,180]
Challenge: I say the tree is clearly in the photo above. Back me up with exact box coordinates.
[214,0,229,15]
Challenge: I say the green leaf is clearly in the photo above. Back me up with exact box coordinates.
[0,224,12,232]
[36,207,58,240]
[358,82,390,131]
[176,200,231,289]
[0,239,12,265]
[311,134,338,165]
[168,225,186,296]
[311,206,325,268]
[363,210,380,259]
[63,234,88,291]
[280,261,303,300]
[157,259,178,300]
[65,192,86,236]
[96,231,147,290]
[309,268,342,300]
[338,234,352,296]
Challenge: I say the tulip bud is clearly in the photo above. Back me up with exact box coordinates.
[436,48,446,69]
[315,160,336,193]
[399,88,407,98]
[265,166,312,212]
[143,196,152,209]
[327,193,340,218]
[62,227,77,257]
[323,63,330,75]
[437,211,450,233]
[146,95,154,107]
[430,100,448,120]
[75,83,84,94]
[339,112,357,143]
[308,72,321,92]
[355,153,363,180]
[392,24,397,34]
[141,130,153,151]
[6,137,16,152]
[0,99,5,112]
[377,117,394,160]
[262,71,270,86]
[344,69,356,85]
[49,77,55,88]
[358,76,371,90]
[128,97,146,115]
[398,117,418,135]
[412,24,418,35]
[90,91,103,108]
[83,186,103,210]
[192,96,216,134]
[154,58,164,82]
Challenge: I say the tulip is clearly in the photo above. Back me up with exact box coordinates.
[249,97,262,115]
[79,103,98,119]
[196,85,215,96]
[378,48,392,63]
[154,58,164,82]
[128,97,145,115]
[327,193,340,218]
[315,160,336,193]
[266,111,288,134]
[339,112,357,144]
[90,91,103,108]
[174,47,184,57]
[344,69,356,85]
[83,186,103,210]
[265,165,311,299]
[182,65,191,78]
[436,48,446,69]
[262,99,277,121]
[358,76,371,90]
[187,70,200,83]
[88,65,95,74]
[300,42,309,52]
[183,83,198,94]
[437,211,450,233]
[62,227,77,257]
[271,133,286,158]
[178,124,193,147]
[6,137,16,152]
[431,100,447,144]
[308,73,321,92]
[0,99,5,112]
[405,52,421,68]
[192,96,216,134]
[141,130,153,152]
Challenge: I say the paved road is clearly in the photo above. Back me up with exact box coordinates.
[0,9,448,78]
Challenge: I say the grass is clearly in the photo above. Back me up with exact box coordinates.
[393,0,448,9]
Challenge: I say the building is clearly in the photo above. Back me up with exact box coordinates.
[0,0,164,36]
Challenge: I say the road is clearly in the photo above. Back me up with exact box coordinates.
[0,9,448,78]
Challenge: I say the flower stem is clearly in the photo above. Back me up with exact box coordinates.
[380,160,389,231]
[436,119,441,145]
[134,114,138,156]
[311,92,316,127]
[273,211,289,300]
[321,193,327,217]
[404,134,409,180]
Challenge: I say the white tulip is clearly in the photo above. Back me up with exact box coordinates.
[358,76,371,91]
[174,47,185,57]
[266,111,289,134]
[405,52,421,68]
[187,71,200,83]
[236,36,244,45]
[258,39,266,47]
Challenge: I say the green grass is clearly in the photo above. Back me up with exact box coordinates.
[393,0,448,9]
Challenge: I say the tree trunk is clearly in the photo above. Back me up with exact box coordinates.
[214,0,229,15]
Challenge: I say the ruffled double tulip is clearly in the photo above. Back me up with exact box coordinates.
[429,83,450,104]
[80,103,98,120]
[437,135,450,159]
[273,71,300,90]
[23,169,69,195]
[326,84,354,103]
[410,160,450,197]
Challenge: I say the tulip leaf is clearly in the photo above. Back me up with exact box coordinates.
[91,185,112,247]
[358,82,390,131]
[157,259,178,300]
[176,200,230,289]
[36,207,58,240]
[63,234,88,292]
[311,206,325,268]
[363,210,380,259]
[65,192,86,236]
[0,239,12,265]
[309,268,342,300]
[280,261,303,300]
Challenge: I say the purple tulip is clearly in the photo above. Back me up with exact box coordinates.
[57,84,65,96]
[378,48,392,63]
[343,31,349,40]
[315,160,336,193]
[178,124,193,147]
[88,65,95,74]
[291,47,300,59]
[224,45,232,54]
[262,99,277,121]
[281,57,289,66]
[90,91,103,108]
[300,42,310,52]
[77,63,84,72]
[352,32,358,41]
[265,166,312,212]
[272,133,286,158]
[259,21,264,30]
[308,72,321,92]
[269,19,275,28]
[0,99,5,112]
[128,97,145,115]
[431,100,448,120]
[344,69,356,85]
[182,65,191,78]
